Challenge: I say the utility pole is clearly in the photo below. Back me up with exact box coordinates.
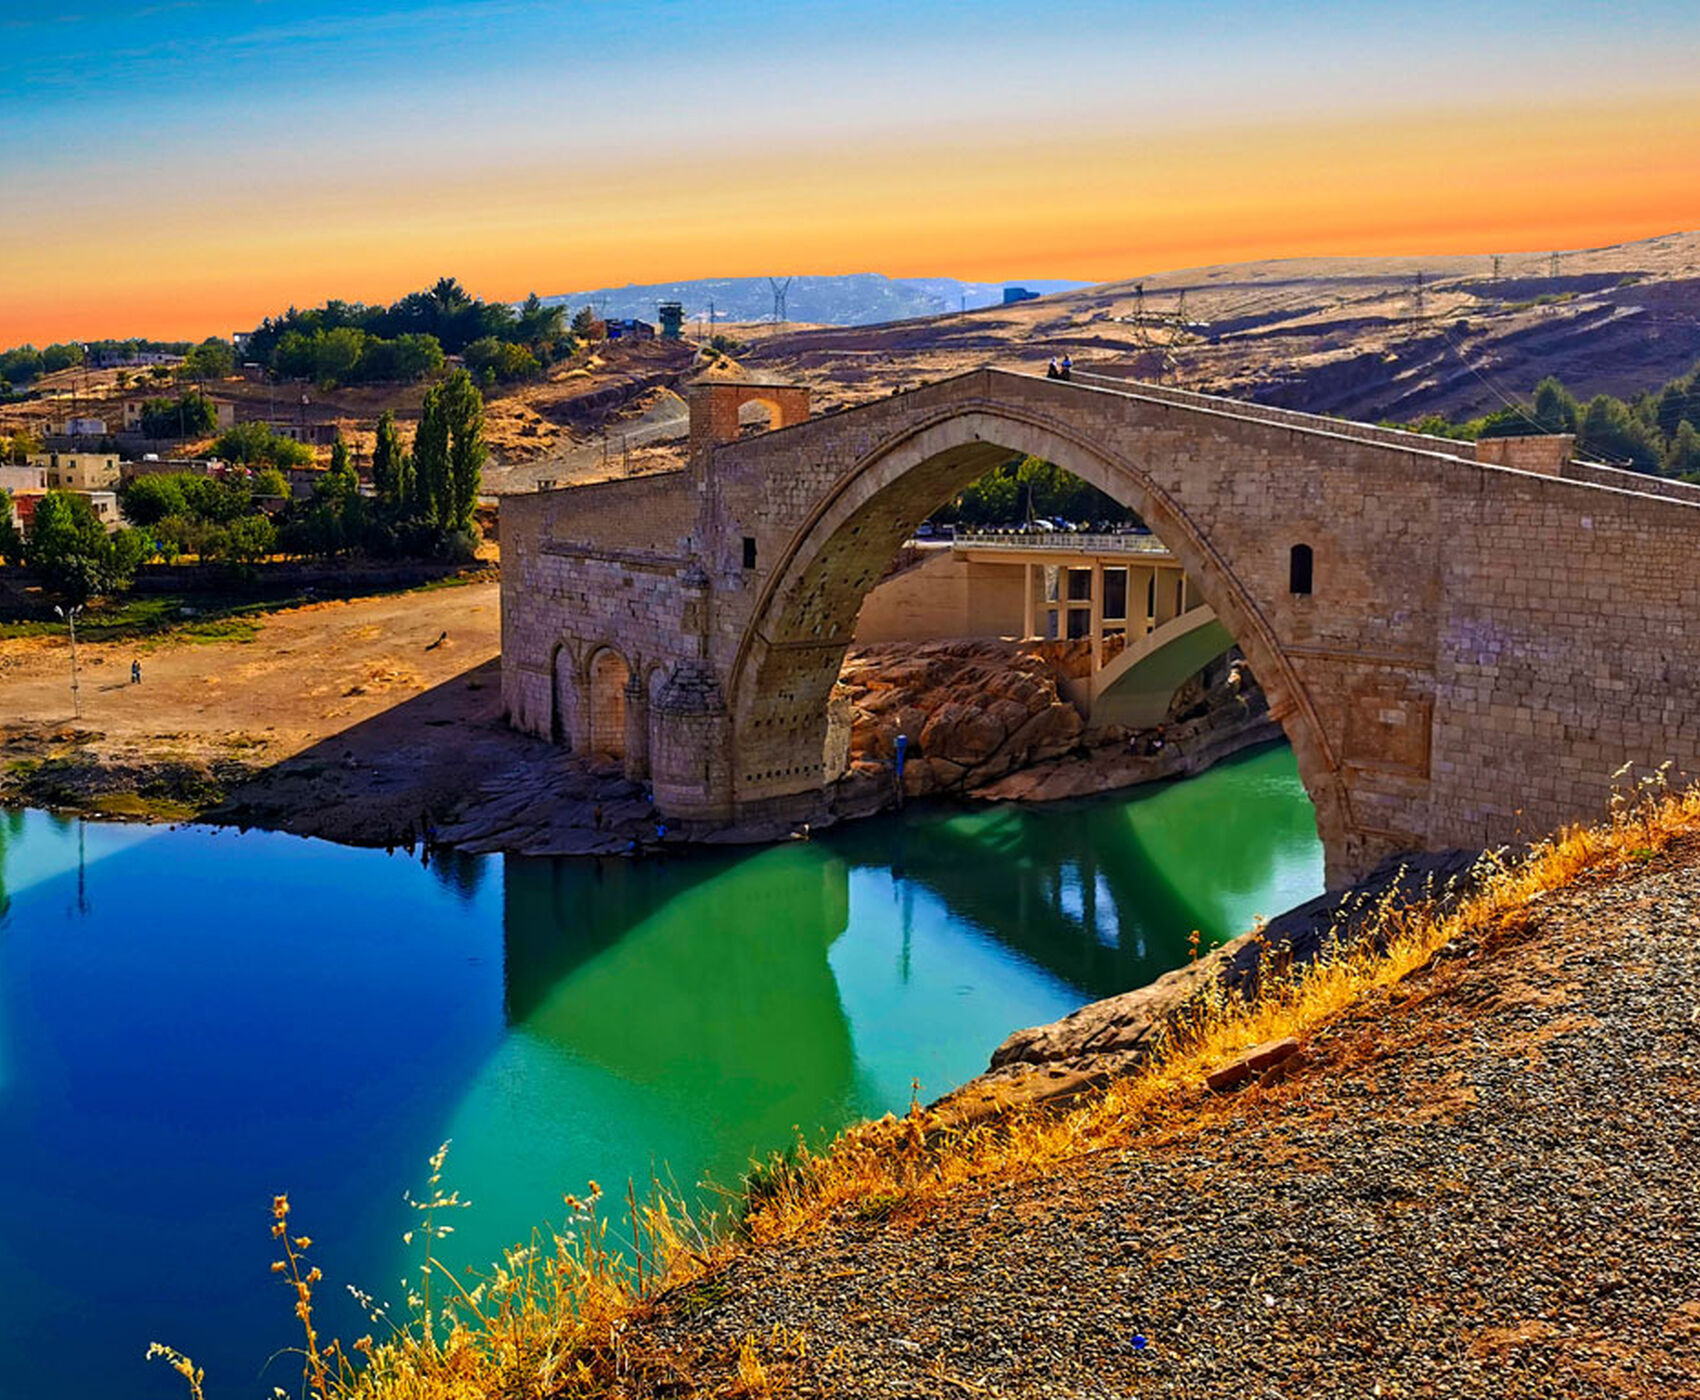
[1492,254,1503,281]
[1550,251,1560,280]
[55,603,83,719]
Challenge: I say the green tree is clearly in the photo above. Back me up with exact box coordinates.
[372,410,404,504]
[181,337,237,380]
[1531,376,1580,434]
[1665,420,1700,477]
[440,368,487,532]
[571,305,598,339]
[314,326,366,385]
[40,343,85,373]
[214,421,312,467]
[1578,394,1662,473]
[139,392,217,439]
[390,333,444,381]
[412,382,451,526]
[0,488,18,565]
[253,466,289,499]
[218,513,278,567]
[322,433,359,500]
[26,491,143,603]
[117,473,189,527]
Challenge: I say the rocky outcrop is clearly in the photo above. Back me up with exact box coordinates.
[836,639,1279,809]
[837,641,1084,798]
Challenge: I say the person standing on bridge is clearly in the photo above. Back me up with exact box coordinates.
[1046,359,1060,379]
[1060,354,1073,381]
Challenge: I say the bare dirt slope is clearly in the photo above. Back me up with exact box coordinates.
[741,230,1700,422]
[0,582,534,845]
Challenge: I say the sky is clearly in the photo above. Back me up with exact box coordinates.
[4,0,1700,344]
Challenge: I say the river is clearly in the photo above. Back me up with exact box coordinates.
[0,742,1320,1398]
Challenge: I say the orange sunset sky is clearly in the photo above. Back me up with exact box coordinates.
[5,1,1700,345]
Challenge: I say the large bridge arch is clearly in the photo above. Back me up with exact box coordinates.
[504,366,1700,889]
[726,402,1351,870]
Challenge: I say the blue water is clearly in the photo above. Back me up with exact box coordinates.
[0,742,1322,1398]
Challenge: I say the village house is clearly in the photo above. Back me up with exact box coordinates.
[121,397,239,434]
[27,450,122,491]
[0,463,47,495]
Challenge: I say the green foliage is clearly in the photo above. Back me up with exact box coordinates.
[1662,420,1700,476]
[571,305,598,338]
[937,455,1138,526]
[0,489,18,565]
[25,490,144,603]
[117,473,189,527]
[253,466,289,499]
[245,277,572,379]
[464,336,541,384]
[372,410,404,505]
[322,434,359,501]
[217,513,278,567]
[214,421,313,468]
[139,392,217,439]
[180,337,236,380]
[413,383,452,527]
[2,428,43,462]
[1400,361,1700,476]
[441,369,487,532]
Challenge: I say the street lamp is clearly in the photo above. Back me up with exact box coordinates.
[53,602,83,719]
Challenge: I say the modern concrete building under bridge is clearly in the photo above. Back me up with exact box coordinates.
[852,530,1229,730]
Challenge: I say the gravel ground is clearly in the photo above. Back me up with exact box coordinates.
[643,841,1700,1397]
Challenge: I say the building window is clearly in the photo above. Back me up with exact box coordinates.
[1289,543,1313,596]
[742,536,758,569]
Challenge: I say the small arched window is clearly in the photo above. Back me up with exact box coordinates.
[1289,543,1313,596]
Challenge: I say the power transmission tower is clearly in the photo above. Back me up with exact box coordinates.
[1413,270,1425,319]
[767,277,792,325]
[1492,254,1502,281]
[1132,283,1147,346]
[1549,251,1560,280]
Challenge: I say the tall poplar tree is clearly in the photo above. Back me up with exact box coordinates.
[440,369,487,533]
[372,409,403,504]
[413,385,451,526]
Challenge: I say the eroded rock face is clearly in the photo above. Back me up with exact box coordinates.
[837,640,1084,797]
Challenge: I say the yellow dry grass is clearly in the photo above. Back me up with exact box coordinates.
[153,766,1700,1400]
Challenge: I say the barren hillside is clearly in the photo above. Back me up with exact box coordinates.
[739,231,1700,422]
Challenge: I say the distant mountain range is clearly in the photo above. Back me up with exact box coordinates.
[537,274,1091,327]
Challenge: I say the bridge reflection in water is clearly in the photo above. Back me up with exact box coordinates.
[486,742,1321,1203]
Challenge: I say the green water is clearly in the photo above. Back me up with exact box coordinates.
[0,742,1320,1398]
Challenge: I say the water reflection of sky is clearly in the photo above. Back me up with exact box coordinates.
[0,742,1322,1398]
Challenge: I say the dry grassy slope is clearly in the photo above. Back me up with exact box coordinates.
[742,230,1700,422]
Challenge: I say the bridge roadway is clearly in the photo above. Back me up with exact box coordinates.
[501,366,1700,886]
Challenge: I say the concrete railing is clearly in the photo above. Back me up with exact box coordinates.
[951,529,1172,554]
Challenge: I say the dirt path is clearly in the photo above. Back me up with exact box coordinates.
[646,842,1700,1397]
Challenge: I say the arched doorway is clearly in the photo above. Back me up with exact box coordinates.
[588,649,631,760]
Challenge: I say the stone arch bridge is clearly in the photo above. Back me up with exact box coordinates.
[502,369,1700,886]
